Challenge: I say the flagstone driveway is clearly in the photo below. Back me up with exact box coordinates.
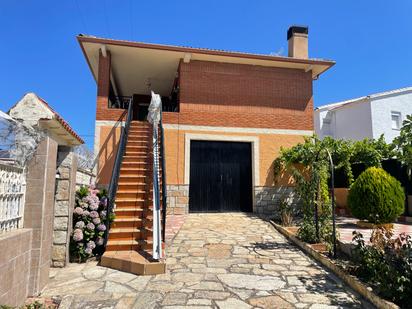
[42,214,369,308]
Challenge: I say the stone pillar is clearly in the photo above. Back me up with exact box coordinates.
[52,146,78,267]
[23,136,58,296]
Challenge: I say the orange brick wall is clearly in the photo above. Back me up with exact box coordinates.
[162,60,313,130]
[96,125,122,185]
[163,128,305,186]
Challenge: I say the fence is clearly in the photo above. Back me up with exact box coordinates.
[334,159,412,216]
[0,162,26,233]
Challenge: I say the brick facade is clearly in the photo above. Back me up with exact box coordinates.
[95,50,126,122]
[163,60,313,130]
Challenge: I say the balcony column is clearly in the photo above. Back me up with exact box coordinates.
[96,49,112,117]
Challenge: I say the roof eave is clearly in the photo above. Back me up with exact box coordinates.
[77,35,335,79]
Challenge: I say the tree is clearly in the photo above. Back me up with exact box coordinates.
[392,114,412,177]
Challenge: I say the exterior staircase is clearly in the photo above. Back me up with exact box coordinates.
[100,120,166,275]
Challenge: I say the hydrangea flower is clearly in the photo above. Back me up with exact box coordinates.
[90,211,99,218]
[100,197,108,208]
[86,240,96,250]
[83,194,99,211]
[97,224,106,231]
[82,210,90,217]
[75,221,85,229]
[73,229,83,242]
[85,248,92,255]
[96,237,104,246]
[73,207,84,215]
[92,217,101,225]
[86,222,95,230]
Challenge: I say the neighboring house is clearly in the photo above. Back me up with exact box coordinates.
[314,87,412,142]
[77,26,334,273]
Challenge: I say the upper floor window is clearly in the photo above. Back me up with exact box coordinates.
[391,111,401,130]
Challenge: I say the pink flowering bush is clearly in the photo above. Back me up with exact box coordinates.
[70,185,112,262]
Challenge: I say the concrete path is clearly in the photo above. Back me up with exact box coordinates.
[42,214,367,308]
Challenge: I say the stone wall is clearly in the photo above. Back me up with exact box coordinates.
[254,186,300,217]
[76,168,95,189]
[52,147,78,268]
[166,185,189,215]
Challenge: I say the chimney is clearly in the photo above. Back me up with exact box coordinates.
[287,26,308,59]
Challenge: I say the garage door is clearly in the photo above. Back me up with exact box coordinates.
[189,141,253,212]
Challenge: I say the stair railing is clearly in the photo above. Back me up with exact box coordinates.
[148,92,166,260]
[104,98,133,247]
[159,107,168,242]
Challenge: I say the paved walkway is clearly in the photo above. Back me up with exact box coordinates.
[42,214,367,308]
[337,216,412,244]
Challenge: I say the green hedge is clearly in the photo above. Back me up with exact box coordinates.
[348,167,405,223]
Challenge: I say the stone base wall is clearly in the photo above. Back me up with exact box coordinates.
[254,186,300,217]
[165,185,300,217]
[166,185,189,215]
[0,229,32,307]
[76,168,95,189]
[52,147,77,268]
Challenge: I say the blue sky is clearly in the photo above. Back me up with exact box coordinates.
[1,1,411,149]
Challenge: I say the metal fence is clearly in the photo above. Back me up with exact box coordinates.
[0,163,25,233]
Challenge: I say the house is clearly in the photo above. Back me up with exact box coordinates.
[314,86,412,142]
[77,26,334,273]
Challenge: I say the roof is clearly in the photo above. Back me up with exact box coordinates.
[78,34,334,66]
[8,93,84,145]
[316,86,412,112]
[77,35,335,97]
[36,96,84,144]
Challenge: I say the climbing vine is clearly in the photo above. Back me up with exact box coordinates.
[273,135,393,246]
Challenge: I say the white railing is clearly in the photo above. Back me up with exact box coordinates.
[0,163,25,233]
[148,92,163,260]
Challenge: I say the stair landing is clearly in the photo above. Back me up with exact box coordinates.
[100,250,165,275]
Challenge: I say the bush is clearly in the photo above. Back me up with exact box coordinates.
[70,185,111,262]
[348,167,405,223]
[352,229,412,306]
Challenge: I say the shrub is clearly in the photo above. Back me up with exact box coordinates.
[348,167,405,223]
[278,193,295,226]
[352,229,412,306]
[70,185,111,262]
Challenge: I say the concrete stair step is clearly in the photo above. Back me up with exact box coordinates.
[118,175,146,183]
[124,151,148,156]
[108,227,141,239]
[117,182,147,189]
[100,250,165,275]
[116,190,147,199]
[126,143,149,151]
[111,217,142,228]
[122,156,148,162]
[106,239,153,251]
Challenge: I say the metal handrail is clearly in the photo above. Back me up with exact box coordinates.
[159,110,168,241]
[148,93,167,260]
[109,96,132,109]
[104,98,134,247]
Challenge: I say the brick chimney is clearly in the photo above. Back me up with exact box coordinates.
[287,26,308,59]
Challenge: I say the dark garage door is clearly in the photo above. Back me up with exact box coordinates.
[189,140,253,212]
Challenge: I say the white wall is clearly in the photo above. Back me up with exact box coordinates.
[370,91,412,143]
[315,100,373,141]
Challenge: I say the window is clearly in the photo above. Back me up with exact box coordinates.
[391,112,401,130]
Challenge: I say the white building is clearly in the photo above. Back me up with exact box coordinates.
[314,87,412,143]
